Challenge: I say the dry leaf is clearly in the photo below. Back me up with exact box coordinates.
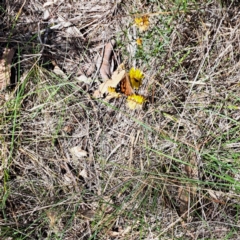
[65,26,83,37]
[63,124,74,134]
[100,40,116,81]
[69,146,88,159]
[0,48,15,90]
[52,61,68,78]
[46,211,58,229]
[93,63,126,98]
[43,1,54,7]
[79,209,95,220]
[50,24,62,30]
[108,226,131,237]
[178,186,189,214]
[92,89,101,98]
[58,16,72,28]
[63,173,72,183]
[207,189,223,200]
[43,9,50,20]
[100,196,114,214]
[74,75,92,84]
[80,168,88,179]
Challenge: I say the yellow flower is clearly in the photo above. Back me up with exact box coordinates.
[134,15,149,32]
[129,68,144,89]
[136,38,142,46]
[126,94,146,110]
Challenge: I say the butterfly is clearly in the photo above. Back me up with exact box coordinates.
[96,67,143,99]
[116,73,134,96]
[116,73,142,96]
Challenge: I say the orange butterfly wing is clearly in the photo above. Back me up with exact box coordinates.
[117,74,134,96]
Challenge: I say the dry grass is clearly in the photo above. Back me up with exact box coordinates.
[1,0,240,239]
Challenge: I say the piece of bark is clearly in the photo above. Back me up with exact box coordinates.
[0,48,15,90]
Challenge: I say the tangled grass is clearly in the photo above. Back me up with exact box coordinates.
[1,0,240,239]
